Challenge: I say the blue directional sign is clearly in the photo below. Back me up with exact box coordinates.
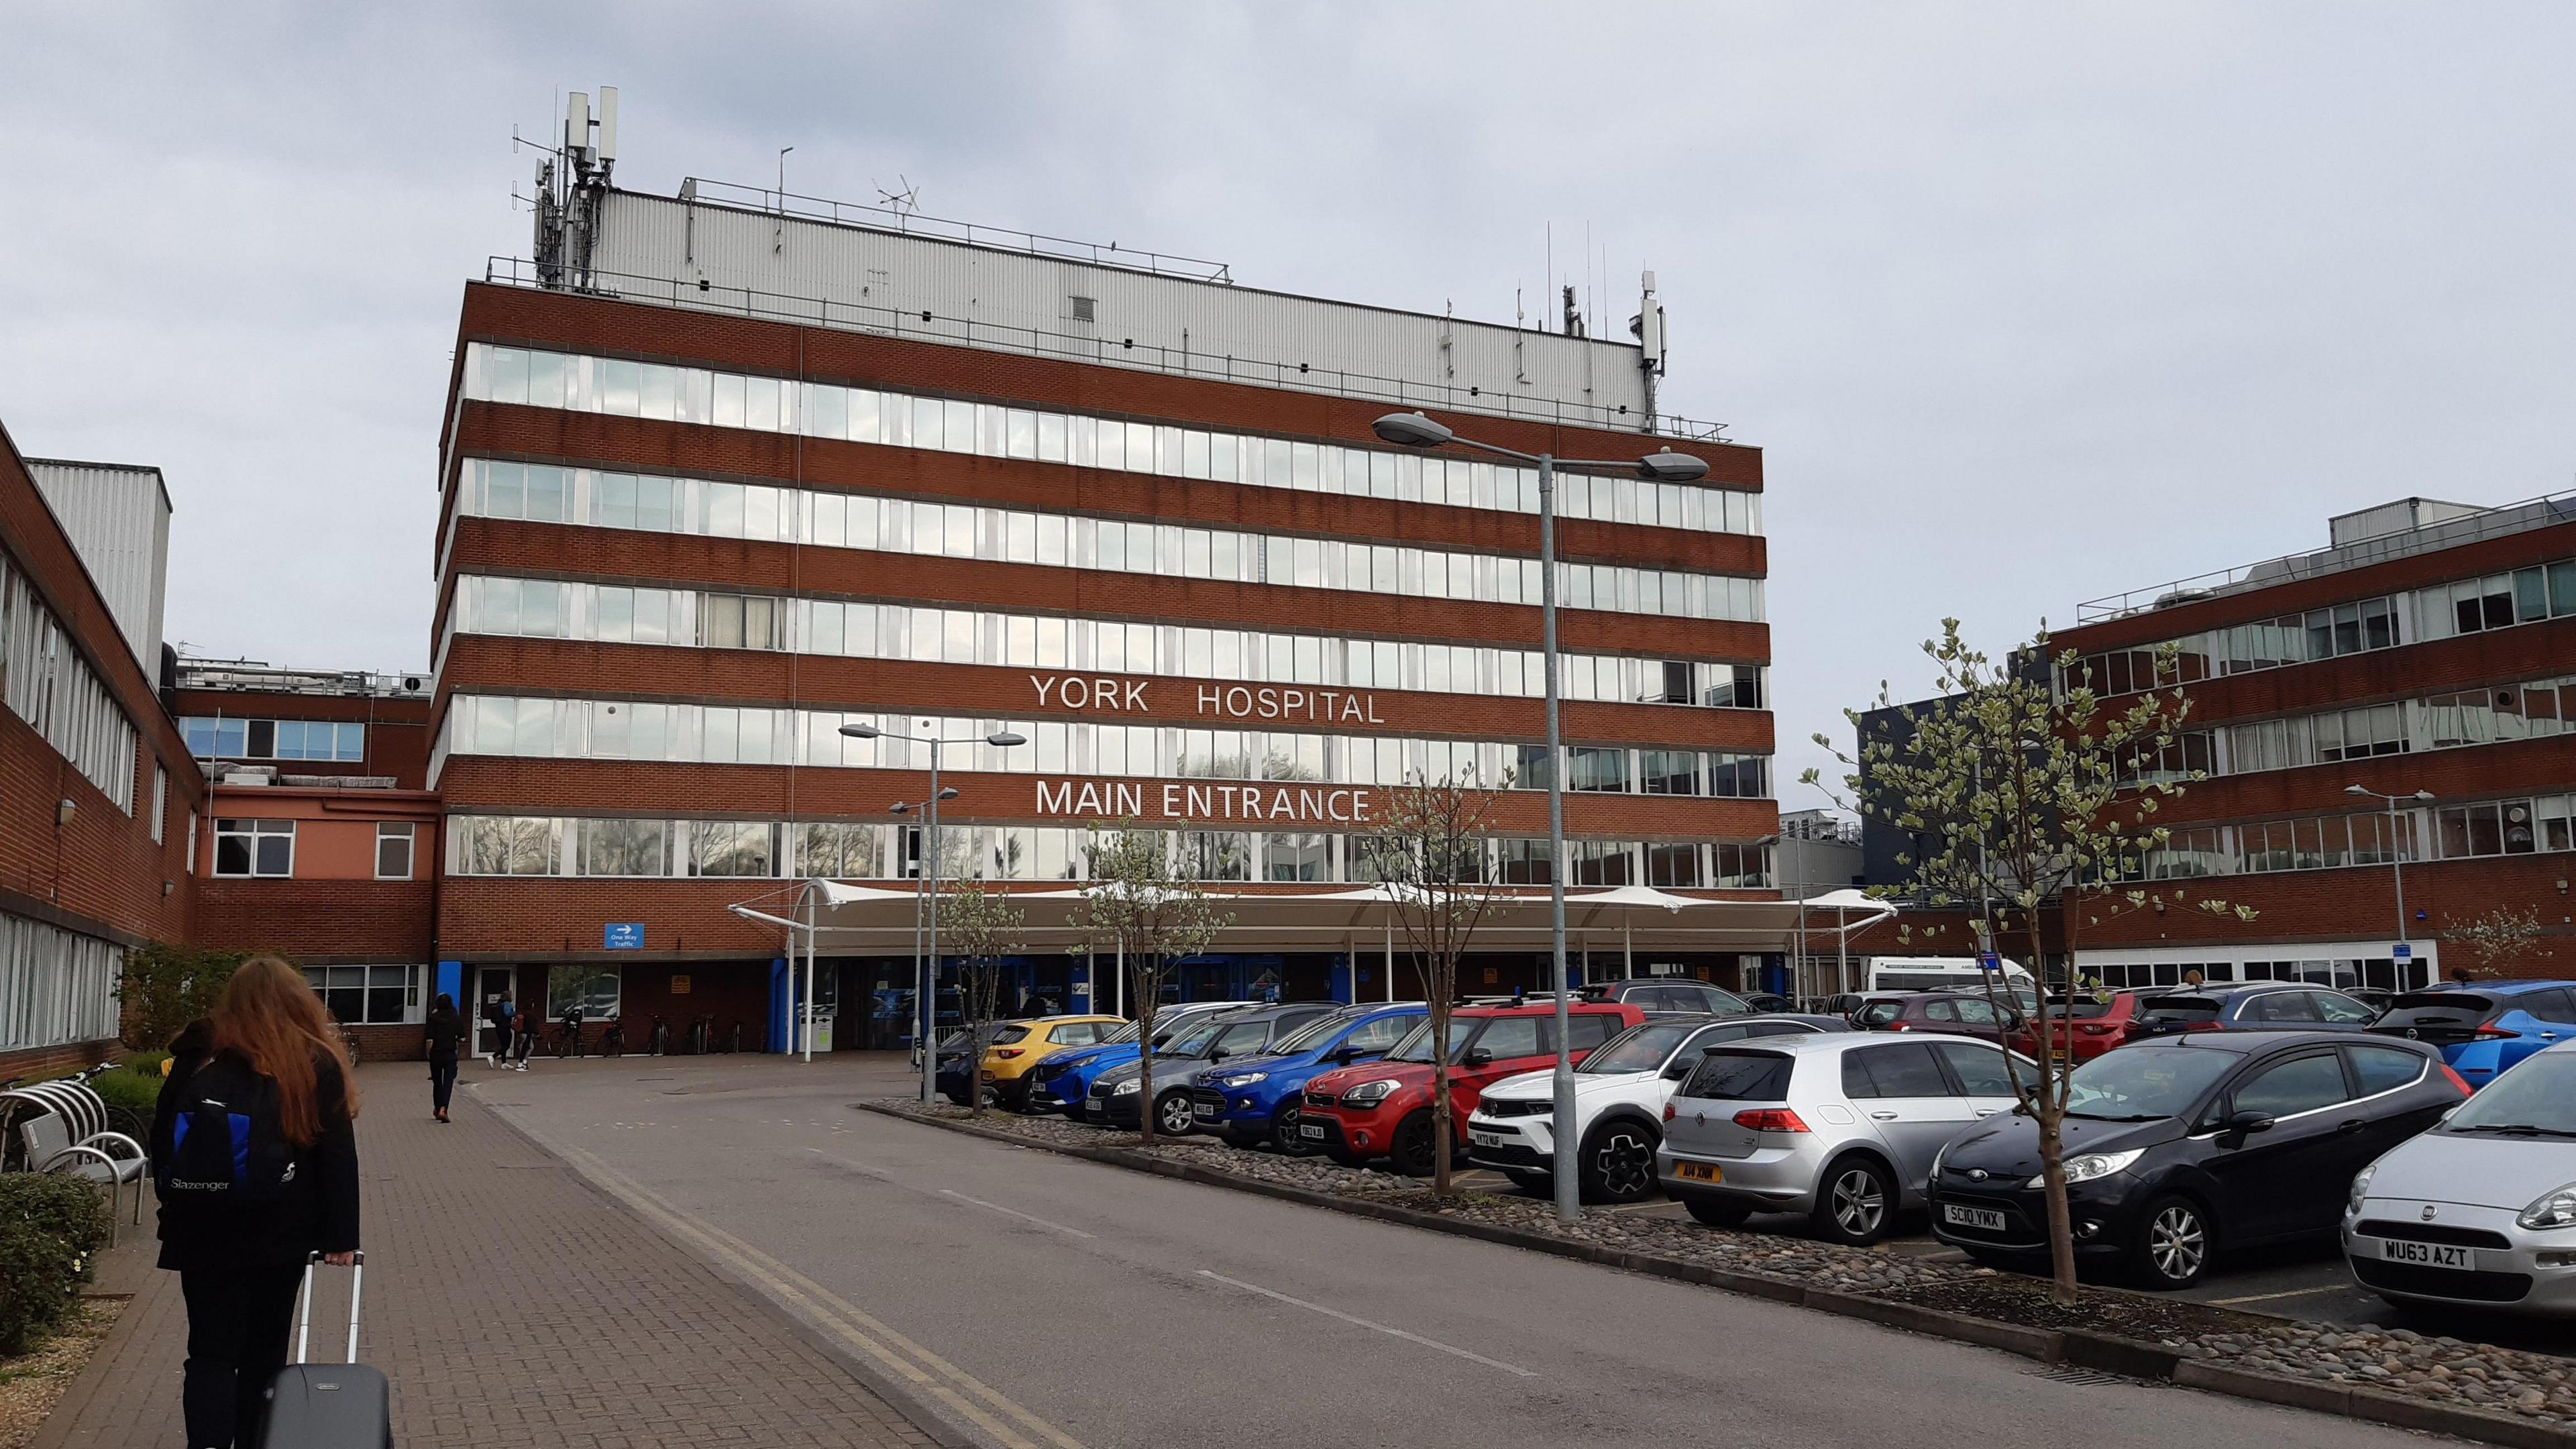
[1976,951,2001,973]
[2392,943,2412,962]
[603,922,645,951]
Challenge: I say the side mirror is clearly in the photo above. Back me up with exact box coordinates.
[1463,1047,1495,1068]
[2226,1110,2275,1137]
[1207,1048,1228,1063]
[1661,1061,1693,1081]
[1330,1045,1364,1064]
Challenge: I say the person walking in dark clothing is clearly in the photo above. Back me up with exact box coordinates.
[425,992,464,1122]
[150,955,362,1449]
[491,991,517,1067]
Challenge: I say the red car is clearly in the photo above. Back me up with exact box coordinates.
[1299,1000,1645,1175]
[2047,989,2144,1061]
[1858,989,2039,1059]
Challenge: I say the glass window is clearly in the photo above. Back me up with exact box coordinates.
[2345,1044,2424,1096]
[546,965,622,1021]
[1843,1042,1949,1098]
[1933,1040,2021,1097]
[2313,991,2379,1026]
[1468,1016,1543,1061]
[214,818,294,877]
[374,822,415,879]
[2231,1053,2351,1118]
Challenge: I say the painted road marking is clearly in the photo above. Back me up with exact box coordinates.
[2209,1284,2356,1306]
[537,1133,1089,1449]
[1195,1270,1537,1378]
[939,1188,1097,1238]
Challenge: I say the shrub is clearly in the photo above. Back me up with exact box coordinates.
[120,1050,170,1078]
[119,942,249,1051]
[89,1067,162,1116]
[0,1174,111,1354]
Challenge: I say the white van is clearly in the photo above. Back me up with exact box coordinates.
[1864,955,2036,995]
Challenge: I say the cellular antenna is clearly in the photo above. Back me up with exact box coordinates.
[533,84,619,292]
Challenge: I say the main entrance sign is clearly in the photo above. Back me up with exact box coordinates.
[1034,777,1377,824]
[1028,674,1384,725]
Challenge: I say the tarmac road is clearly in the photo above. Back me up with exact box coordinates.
[474,1053,2438,1449]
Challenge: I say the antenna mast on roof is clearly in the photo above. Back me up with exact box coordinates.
[534,85,617,292]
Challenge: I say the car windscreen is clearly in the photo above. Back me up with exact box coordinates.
[1385,1017,1485,1064]
[2139,996,2220,1024]
[1678,1049,1794,1102]
[1101,1020,1142,1044]
[2051,994,2123,1020]
[2062,1047,2235,1120]
[1855,1001,1906,1027]
[2375,994,2502,1028]
[2441,1054,2576,1137]
[1271,1010,1360,1056]
[1159,1018,1231,1057]
[1578,1020,1701,1075]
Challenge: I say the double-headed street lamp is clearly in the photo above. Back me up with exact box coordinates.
[1369,411,1709,1225]
[841,719,1026,1104]
[2347,784,2436,980]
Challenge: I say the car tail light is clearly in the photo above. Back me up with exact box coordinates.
[1662,1102,1677,1122]
[1733,1108,1810,1133]
[2473,1026,2519,1040]
[2078,1024,2112,1035]
[2440,1064,2474,1096]
[1884,1022,1909,1032]
[994,1049,1024,1059]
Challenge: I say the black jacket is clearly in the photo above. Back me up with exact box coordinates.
[425,1006,464,1061]
[152,1026,362,1271]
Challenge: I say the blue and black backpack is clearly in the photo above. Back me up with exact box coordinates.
[159,1055,294,1210]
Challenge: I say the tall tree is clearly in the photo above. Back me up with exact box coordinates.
[1067,823,1231,1144]
[1809,620,2249,1299]
[941,878,1028,1117]
[1360,765,1513,1193]
[2443,905,2550,980]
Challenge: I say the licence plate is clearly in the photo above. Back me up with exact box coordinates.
[1942,1203,2007,1232]
[1300,1122,1327,1140]
[1673,1161,1723,1183]
[1193,1104,1218,1120]
[1470,1130,1511,1148]
[2377,1239,2475,1269]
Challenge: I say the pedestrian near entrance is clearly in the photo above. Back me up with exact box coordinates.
[491,991,516,1067]
[512,1008,533,1071]
[425,991,463,1122]
[149,955,362,1449]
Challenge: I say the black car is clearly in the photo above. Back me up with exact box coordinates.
[1927,1032,2464,1289]
[1087,1002,1336,1133]
[2127,982,2381,1040]
[932,1023,1014,1106]
[1580,980,1754,1016]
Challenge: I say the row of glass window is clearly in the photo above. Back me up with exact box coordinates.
[436,694,1772,799]
[307,964,424,1026]
[2085,959,2433,992]
[2139,792,2576,879]
[452,574,1766,710]
[2068,556,2576,696]
[461,343,1762,536]
[213,819,417,879]
[2120,672,2576,784]
[458,459,1764,625]
[0,556,135,812]
[0,912,123,1052]
[445,814,1777,889]
[178,716,367,763]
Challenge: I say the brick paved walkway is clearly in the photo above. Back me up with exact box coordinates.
[28,1061,939,1449]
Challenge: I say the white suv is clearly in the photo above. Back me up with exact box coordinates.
[1468,1016,1844,1202]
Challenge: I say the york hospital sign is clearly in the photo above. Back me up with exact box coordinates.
[1029,674,1386,724]
[1024,674,1384,824]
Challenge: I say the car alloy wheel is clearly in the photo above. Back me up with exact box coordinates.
[1582,1124,1659,1203]
[1818,1160,1892,1244]
[1271,1102,1311,1156]
[1155,1092,1195,1137]
[2140,1197,2210,1288]
[1389,1109,1444,1177]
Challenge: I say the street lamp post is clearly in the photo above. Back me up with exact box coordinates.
[843,720,1027,1104]
[1371,412,1709,1225]
[2347,784,2436,982]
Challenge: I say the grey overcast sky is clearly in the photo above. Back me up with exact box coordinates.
[5,3,2573,795]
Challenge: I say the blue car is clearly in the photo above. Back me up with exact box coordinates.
[1028,1002,1242,1116]
[1185,1002,1426,1152]
[2369,981,2576,1087]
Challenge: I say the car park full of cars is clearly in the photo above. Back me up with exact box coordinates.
[1468,1014,1848,1201]
[977,1014,1126,1111]
[1089,1003,1336,1133]
[1028,1000,1242,1116]
[1856,989,2037,1058]
[1578,980,1757,1016]
[2367,981,2576,1088]
[2344,1038,2576,1314]
[1929,1032,2465,1288]
[1188,1003,1426,1152]
[2126,983,2381,1041]
[1302,1000,1646,1175]
[1658,1033,2035,1244]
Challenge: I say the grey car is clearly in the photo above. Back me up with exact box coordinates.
[2345,1039,2576,1315]
[1656,1033,2034,1244]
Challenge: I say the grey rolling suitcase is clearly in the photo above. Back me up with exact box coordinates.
[258,1251,392,1448]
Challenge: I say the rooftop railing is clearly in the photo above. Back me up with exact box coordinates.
[679,178,1236,284]
[480,256,1731,445]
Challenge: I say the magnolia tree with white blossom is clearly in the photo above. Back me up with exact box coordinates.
[1806,620,2252,1299]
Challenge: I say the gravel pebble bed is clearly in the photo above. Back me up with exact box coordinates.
[879,1099,2576,1432]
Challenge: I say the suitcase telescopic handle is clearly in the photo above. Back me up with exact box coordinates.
[295,1250,367,1364]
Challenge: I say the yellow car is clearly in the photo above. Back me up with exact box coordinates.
[980,1015,1126,1110]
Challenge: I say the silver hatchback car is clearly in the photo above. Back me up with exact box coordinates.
[2344,1038,2576,1315]
[1657,1033,2033,1244]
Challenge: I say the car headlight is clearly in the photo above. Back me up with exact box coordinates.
[2518,1181,2576,1230]
[2347,1162,2376,1218]
[1220,1071,1267,1087]
[1341,1078,1401,1106]
[1112,1079,1142,1096]
[2031,1148,2143,1189]
[1932,1140,1951,1179]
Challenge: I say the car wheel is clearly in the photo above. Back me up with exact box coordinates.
[1685,1196,1752,1228]
[1812,1157,1896,1245]
[1324,1146,1365,1167]
[1270,1102,1312,1156]
[943,1088,973,1108]
[1154,1091,1196,1138]
[1503,1169,1553,1195]
[1577,1122,1661,1203]
[2129,1194,2213,1289]
[1389,1110,1445,1177]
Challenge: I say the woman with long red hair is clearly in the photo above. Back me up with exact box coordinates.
[152,955,362,1449]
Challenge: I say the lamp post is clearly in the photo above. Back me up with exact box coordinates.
[2347,784,2435,983]
[843,720,1027,1104]
[1371,411,1709,1225]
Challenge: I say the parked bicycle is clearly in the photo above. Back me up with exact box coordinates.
[686,1015,712,1055]
[549,1006,586,1059]
[599,1014,625,1057]
[646,1014,670,1056]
